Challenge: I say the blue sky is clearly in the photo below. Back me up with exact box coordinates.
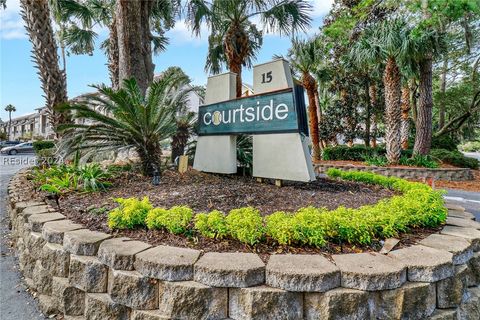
[0,0,333,120]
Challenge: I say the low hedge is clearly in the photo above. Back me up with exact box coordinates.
[33,140,55,152]
[107,170,447,247]
[430,149,479,170]
[322,145,413,162]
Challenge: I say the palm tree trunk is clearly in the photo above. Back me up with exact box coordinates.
[108,17,120,90]
[229,61,243,98]
[20,0,68,137]
[8,112,11,140]
[369,84,377,148]
[303,72,321,161]
[115,0,154,94]
[413,57,433,155]
[400,85,411,150]
[383,57,402,164]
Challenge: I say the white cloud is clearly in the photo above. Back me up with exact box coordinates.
[166,20,208,47]
[312,0,335,18]
[0,0,26,40]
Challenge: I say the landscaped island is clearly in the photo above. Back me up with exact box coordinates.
[8,167,480,319]
[29,164,446,258]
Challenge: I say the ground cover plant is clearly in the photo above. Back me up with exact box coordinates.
[102,169,446,248]
[31,163,113,196]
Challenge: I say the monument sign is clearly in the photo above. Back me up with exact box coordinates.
[193,59,315,182]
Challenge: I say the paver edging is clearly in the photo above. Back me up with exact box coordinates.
[6,171,480,319]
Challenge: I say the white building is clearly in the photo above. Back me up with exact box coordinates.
[1,88,203,141]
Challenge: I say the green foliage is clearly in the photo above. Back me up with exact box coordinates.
[105,170,447,248]
[194,210,228,239]
[32,163,112,195]
[459,141,480,152]
[399,155,439,168]
[146,206,193,234]
[322,145,386,161]
[57,76,192,176]
[108,197,152,229]
[33,140,55,152]
[36,148,56,166]
[364,155,388,167]
[430,149,479,169]
[225,207,264,245]
[431,135,458,151]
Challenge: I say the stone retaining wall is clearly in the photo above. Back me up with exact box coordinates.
[7,170,480,320]
[315,163,474,181]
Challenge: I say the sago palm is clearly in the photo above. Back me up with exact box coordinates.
[351,19,411,164]
[57,74,192,176]
[187,0,312,97]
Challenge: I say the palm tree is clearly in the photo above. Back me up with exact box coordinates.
[287,38,322,160]
[20,0,69,136]
[49,0,178,91]
[57,74,192,176]
[351,19,411,164]
[400,83,411,150]
[4,104,16,140]
[186,0,312,97]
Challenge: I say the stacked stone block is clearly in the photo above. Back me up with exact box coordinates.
[315,163,474,181]
[6,171,480,319]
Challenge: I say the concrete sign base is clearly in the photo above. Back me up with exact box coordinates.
[193,72,238,174]
[253,133,315,182]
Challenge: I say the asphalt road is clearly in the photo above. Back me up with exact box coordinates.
[0,154,44,320]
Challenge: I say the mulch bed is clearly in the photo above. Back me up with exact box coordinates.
[36,169,442,260]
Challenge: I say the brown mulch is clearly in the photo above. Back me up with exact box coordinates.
[32,169,442,260]
[429,169,480,192]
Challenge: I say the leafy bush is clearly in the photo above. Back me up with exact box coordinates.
[33,140,55,152]
[322,145,385,161]
[430,149,479,169]
[108,197,152,229]
[399,154,439,168]
[32,163,113,194]
[459,141,480,152]
[146,206,193,234]
[265,211,295,245]
[226,207,264,245]
[102,169,447,248]
[36,148,56,166]
[364,155,388,166]
[194,210,228,239]
[431,135,458,151]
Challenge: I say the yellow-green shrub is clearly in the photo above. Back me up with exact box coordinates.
[146,206,193,234]
[108,197,152,229]
[194,210,228,239]
[226,207,264,245]
[265,211,295,245]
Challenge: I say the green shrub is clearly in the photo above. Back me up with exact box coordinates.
[265,211,295,245]
[194,210,228,239]
[430,149,479,169]
[33,140,55,152]
[79,163,112,191]
[108,197,152,229]
[291,207,327,246]
[364,155,388,167]
[36,148,56,166]
[399,154,439,168]
[226,207,264,245]
[146,206,193,234]
[431,135,458,151]
[322,145,385,161]
[459,141,480,152]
